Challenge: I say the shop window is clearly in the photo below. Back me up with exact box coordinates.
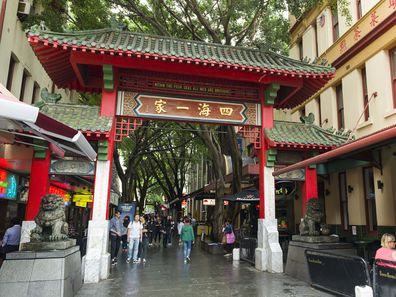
[336,84,344,129]
[339,172,349,231]
[19,69,30,102]
[356,0,362,20]
[32,81,40,104]
[332,8,339,41]
[6,55,17,92]
[390,47,396,108]
[363,167,377,232]
[361,67,369,121]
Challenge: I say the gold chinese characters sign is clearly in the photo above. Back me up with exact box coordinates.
[119,92,261,126]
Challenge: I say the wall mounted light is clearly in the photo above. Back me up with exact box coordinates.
[377,180,384,190]
[347,185,354,193]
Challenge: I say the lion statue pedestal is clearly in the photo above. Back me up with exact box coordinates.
[0,195,82,297]
[285,198,356,284]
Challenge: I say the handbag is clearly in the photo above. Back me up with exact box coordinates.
[221,234,227,244]
[226,231,235,244]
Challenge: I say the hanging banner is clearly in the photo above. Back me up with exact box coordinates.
[118,92,261,126]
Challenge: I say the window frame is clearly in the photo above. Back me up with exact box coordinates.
[32,81,40,104]
[6,55,17,92]
[390,47,396,108]
[356,0,362,20]
[339,172,349,231]
[361,67,369,121]
[363,167,377,233]
[332,8,340,42]
[336,84,344,129]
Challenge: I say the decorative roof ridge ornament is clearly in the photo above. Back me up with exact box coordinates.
[34,88,61,109]
[27,21,48,34]
[300,112,315,125]
[322,126,355,141]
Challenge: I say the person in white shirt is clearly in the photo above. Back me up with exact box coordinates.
[177,218,184,245]
[126,214,142,264]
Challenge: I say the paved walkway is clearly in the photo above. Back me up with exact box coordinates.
[77,241,334,297]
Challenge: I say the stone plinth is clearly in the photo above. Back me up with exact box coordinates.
[0,246,82,297]
[285,240,356,284]
[292,235,339,243]
[20,239,76,251]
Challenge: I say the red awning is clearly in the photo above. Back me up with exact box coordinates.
[0,84,96,161]
[273,125,396,176]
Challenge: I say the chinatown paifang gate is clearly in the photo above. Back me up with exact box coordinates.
[27,27,335,282]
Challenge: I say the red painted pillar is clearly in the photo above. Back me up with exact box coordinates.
[302,166,318,215]
[25,148,51,220]
[259,88,274,219]
[97,67,118,219]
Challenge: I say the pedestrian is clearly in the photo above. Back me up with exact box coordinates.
[375,233,396,268]
[139,216,149,263]
[127,214,142,264]
[0,218,21,264]
[181,218,194,263]
[109,210,122,265]
[223,219,235,257]
[121,215,130,252]
[177,217,184,245]
[162,216,172,248]
[154,217,162,246]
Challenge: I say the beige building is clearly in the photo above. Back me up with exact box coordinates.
[0,0,76,103]
[288,0,396,246]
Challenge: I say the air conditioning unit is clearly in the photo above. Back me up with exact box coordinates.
[17,0,32,21]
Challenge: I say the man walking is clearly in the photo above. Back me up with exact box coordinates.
[109,210,122,265]
[127,214,142,263]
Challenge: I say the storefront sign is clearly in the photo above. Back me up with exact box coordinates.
[50,160,95,176]
[203,199,216,206]
[275,181,296,196]
[48,186,70,202]
[119,92,261,126]
[0,169,17,199]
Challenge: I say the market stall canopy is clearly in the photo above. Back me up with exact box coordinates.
[222,188,259,202]
[0,84,96,161]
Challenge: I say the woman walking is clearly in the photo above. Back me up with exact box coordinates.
[121,215,130,252]
[181,218,194,263]
[223,219,235,257]
[139,216,149,263]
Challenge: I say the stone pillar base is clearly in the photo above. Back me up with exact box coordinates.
[0,246,82,297]
[255,218,283,273]
[82,220,110,283]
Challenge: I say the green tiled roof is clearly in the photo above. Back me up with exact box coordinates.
[27,28,333,76]
[40,103,113,133]
[267,121,351,149]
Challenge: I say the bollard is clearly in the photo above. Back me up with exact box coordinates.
[233,248,240,261]
[355,286,373,297]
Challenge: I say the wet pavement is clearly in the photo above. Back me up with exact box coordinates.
[76,241,334,297]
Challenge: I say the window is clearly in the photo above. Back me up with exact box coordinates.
[316,97,322,126]
[339,172,349,231]
[32,82,40,104]
[298,39,303,60]
[361,68,369,121]
[6,55,17,92]
[19,70,30,102]
[390,47,396,108]
[336,84,344,129]
[313,22,319,57]
[363,167,377,232]
[332,8,339,41]
[356,0,362,20]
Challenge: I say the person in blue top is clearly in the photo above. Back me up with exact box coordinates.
[180,217,195,263]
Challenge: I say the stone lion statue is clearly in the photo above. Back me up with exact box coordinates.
[299,198,323,236]
[31,194,69,241]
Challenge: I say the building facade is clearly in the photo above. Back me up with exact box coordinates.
[288,0,396,243]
